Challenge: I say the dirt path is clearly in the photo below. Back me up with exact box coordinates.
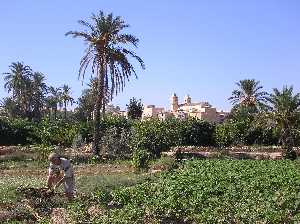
[0,163,133,177]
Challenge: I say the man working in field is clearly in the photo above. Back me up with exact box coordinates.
[47,153,75,200]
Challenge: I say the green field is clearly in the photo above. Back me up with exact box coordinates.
[96,160,300,223]
[1,159,300,223]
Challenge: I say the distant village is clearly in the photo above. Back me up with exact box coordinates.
[113,94,229,123]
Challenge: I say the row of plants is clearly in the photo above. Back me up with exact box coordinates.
[4,159,299,223]
[0,114,295,154]
[0,118,84,146]
[62,160,300,223]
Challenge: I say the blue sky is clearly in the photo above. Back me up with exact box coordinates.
[1,0,300,111]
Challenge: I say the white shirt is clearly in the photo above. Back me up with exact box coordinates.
[48,158,74,178]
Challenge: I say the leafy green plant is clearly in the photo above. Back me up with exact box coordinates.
[150,156,178,172]
[132,148,150,171]
[130,118,215,157]
[0,118,35,145]
[100,160,300,223]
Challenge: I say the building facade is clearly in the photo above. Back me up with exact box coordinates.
[142,93,228,123]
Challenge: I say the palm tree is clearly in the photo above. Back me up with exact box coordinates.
[31,72,48,121]
[66,11,145,155]
[0,97,21,118]
[3,62,32,116]
[229,79,269,111]
[3,62,32,98]
[60,84,74,119]
[47,86,61,120]
[266,86,300,157]
[76,78,98,122]
[86,77,111,117]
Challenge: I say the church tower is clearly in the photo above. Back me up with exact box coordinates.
[171,93,179,112]
[184,94,191,105]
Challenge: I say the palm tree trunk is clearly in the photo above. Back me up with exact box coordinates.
[54,107,57,120]
[92,63,106,156]
[64,101,67,120]
[102,100,106,118]
[281,126,296,159]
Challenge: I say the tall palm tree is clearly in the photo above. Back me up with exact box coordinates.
[60,84,74,119]
[229,79,269,111]
[66,11,145,155]
[47,86,61,120]
[30,72,48,120]
[3,62,32,98]
[3,62,32,116]
[0,97,21,118]
[267,86,300,154]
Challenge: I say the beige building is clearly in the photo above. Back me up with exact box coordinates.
[142,105,165,119]
[142,94,228,123]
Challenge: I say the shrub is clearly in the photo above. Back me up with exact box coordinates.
[130,119,175,157]
[0,118,36,145]
[100,126,131,158]
[180,118,215,146]
[98,116,133,158]
[132,148,150,171]
[130,118,215,157]
[0,117,85,147]
[215,119,280,147]
[215,121,234,147]
[150,156,177,172]
[33,119,79,146]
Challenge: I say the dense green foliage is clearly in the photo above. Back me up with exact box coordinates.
[0,114,295,155]
[0,116,217,157]
[0,118,83,146]
[126,97,143,119]
[0,118,35,145]
[95,160,300,223]
[215,119,279,147]
[131,148,150,170]
[130,118,215,157]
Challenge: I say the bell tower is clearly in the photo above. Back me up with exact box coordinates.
[171,93,179,112]
[184,94,191,105]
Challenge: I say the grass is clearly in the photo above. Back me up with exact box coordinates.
[0,176,44,203]
[76,173,151,194]
[0,157,146,204]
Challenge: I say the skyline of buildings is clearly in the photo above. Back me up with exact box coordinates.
[141,93,228,122]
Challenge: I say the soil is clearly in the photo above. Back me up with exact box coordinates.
[0,145,134,223]
[0,163,132,177]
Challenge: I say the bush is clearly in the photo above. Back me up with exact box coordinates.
[100,126,132,158]
[32,119,80,146]
[215,121,234,147]
[215,119,280,147]
[132,148,150,171]
[0,117,85,147]
[130,118,179,157]
[99,116,133,158]
[150,156,177,172]
[130,118,215,157]
[0,118,36,145]
[180,118,215,146]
